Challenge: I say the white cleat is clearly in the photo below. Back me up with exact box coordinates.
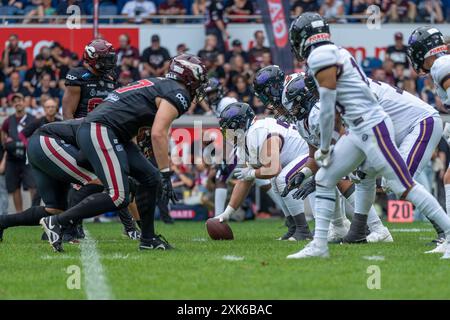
[425,241,448,254]
[442,244,450,259]
[327,219,350,242]
[287,241,329,259]
[367,227,394,243]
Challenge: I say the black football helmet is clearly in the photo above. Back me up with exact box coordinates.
[407,26,448,74]
[219,102,255,134]
[253,65,285,106]
[289,12,332,61]
[282,73,318,121]
[205,78,224,108]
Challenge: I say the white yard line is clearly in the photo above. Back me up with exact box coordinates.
[389,228,434,233]
[222,255,244,261]
[80,228,114,300]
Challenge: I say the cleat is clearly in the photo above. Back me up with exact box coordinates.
[287,230,313,241]
[62,224,80,244]
[0,226,4,242]
[139,234,173,250]
[287,241,329,259]
[430,234,446,245]
[124,229,141,240]
[277,216,296,240]
[425,241,448,254]
[341,236,367,244]
[40,216,64,252]
[367,227,394,243]
[41,231,48,241]
[75,222,85,239]
[328,219,350,243]
[442,243,450,259]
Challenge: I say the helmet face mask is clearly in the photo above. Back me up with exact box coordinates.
[205,78,224,107]
[83,39,117,75]
[407,26,448,74]
[219,102,255,142]
[253,65,285,108]
[282,74,317,122]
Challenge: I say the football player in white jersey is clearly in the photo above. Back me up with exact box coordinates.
[407,26,450,221]
[286,12,450,259]
[281,73,392,243]
[215,102,314,240]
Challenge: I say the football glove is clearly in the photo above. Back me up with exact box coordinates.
[160,171,178,205]
[314,145,334,167]
[293,179,316,200]
[234,166,256,181]
[281,171,306,197]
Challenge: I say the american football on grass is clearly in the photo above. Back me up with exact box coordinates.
[205,218,234,240]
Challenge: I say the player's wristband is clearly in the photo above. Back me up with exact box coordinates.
[300,167,313,180]
[160,168,170,173]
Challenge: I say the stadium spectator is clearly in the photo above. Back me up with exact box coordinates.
[371,68,387,82]
[2,34,27,78]
[116,52,140,81]
[291,0,320,16]
[393,63,407,89]
[197,34,224,65]
[22,97,60,138]
[118,70,134,86]
[386,32,409,69]
[225,39,248,63]
[3,71,31,107]
[6,0,25,9]
[0,143,7,216]
[31,73,60,109]
[203,51,226,82]
[158,0,187,15]
[204,0,228,53]
[176,43,189,55]
[23,0,56,24]
[383,0,416,22]
[171,162,195,202]
[1,93,36,212]
[382,59,396,85]
[121,0,157,23]
[24,54,55,93]
[49,42,71,78]
[141,34,171,77]
[248,30,270,71]
[224,0,255,23]
[116,34,140,67]
[319,0,347,23]
[416,0,444,23]
[192,0,207,15]
[229,74,254,109]
[226,54,250,88]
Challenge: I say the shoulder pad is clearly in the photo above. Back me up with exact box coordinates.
[307,44,339,76]
[431,55,450,88]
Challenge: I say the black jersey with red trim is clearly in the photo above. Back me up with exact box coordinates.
[85,77,191,142]
[37,119,84,146]
[65,66,117,118]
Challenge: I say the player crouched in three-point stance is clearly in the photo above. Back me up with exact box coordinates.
[0,120,100,242]
[215,102,313,241]
[287,13,450,259]
[408,26,450,244]
[40,54,208,252]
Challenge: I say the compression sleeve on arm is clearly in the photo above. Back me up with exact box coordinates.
[318,87,337,152]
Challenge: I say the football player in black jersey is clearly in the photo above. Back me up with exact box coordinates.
[62,39,117,120]
[41,54,208,252]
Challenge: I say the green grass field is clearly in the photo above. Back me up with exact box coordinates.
[0,219,449,300]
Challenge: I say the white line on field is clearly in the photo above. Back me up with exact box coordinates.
[222,255,244,261]
[363,255,385,261]
[389,228,433,233]
[80,228,113,300]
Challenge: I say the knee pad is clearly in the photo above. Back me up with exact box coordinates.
[315,168,339,189]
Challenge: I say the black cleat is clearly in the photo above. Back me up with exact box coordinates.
[124,229,141,240]
[40,216,64,252]
[41,232,48,241]
[288,229,314,241]
[139,235,173,250]
[278,216,295,240]
[0,226,4,242]
[75,222,85,239]
[62,224,80,244]
[341,235,367,244]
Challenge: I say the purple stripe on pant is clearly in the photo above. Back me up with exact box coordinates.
[406,117,434,176]
[285,155,309,184]
[373,121,414,189]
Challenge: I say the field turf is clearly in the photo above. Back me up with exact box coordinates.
[0,219,449,299]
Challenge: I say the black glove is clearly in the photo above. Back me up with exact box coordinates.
[160,171,178,205]
[293,179,316,200]
[281,171,306,197]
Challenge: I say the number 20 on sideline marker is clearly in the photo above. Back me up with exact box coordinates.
[387,200,414,223]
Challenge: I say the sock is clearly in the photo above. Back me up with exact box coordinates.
[406,184,450,236]
[214,188,228,217]
[345,213,368,240]
[266,187,284,209]
[367,206,384,232]
[314,185,336,247]
[291,212,311,234]
[429,218,444,236]
[331,194,345,226]
[136,220,142,230]
[117,208,136,232]
[445,184,450,216]
[135,185,158,240]
[0,206,49,228]
[68,184,105,208]
[56,192,119,226]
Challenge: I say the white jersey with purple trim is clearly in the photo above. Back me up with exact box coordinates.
[215,97,238,117]
[307,44,386,133]
[430,54,450,105]
[297,102,321,148]
[237,118,308,168]
[369,78,438,145]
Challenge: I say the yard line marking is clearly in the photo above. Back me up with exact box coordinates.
[222,255,244,261]
[80,228,113,300]
[192,238,207,242]
[390,228,433,233]
[363,255,385,261]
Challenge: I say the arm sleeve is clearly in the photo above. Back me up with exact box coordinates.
[318,87,336,151]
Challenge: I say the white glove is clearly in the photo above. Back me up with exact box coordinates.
[215,205,236,222]
[234,166,256,181]
[443,122,450,146]
[314,145,334,167]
